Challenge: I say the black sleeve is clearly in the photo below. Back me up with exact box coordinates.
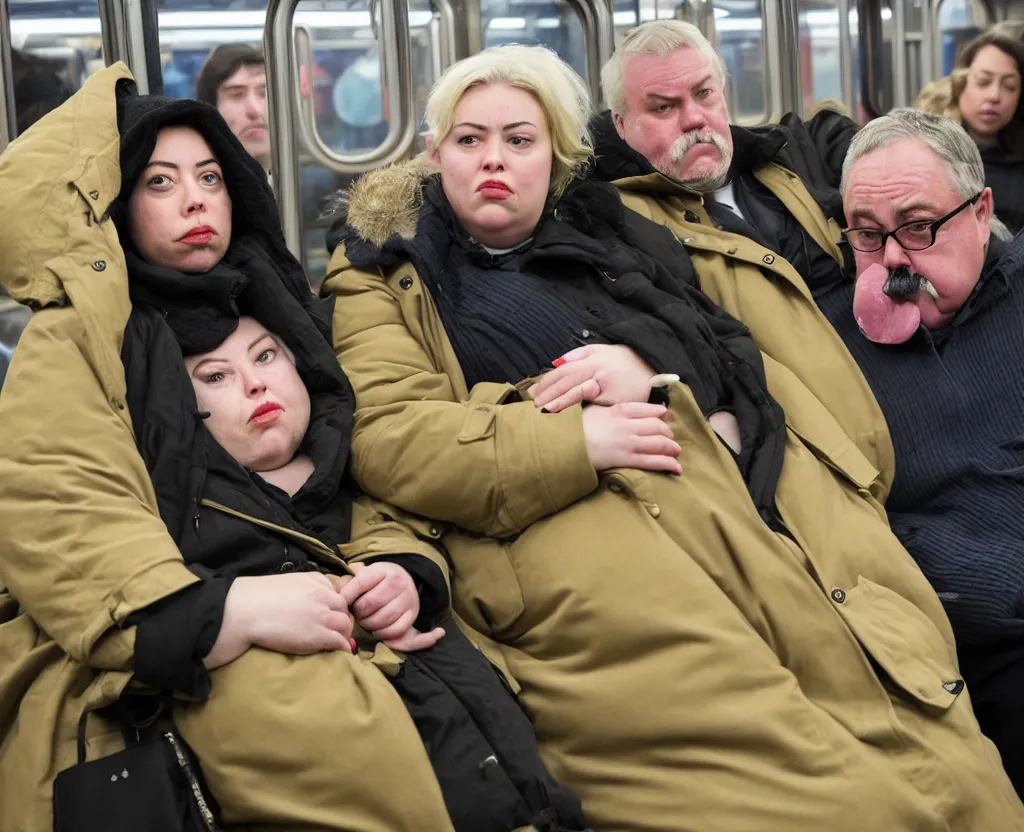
[777,109,859,191]
[363,554,449,631]
[599,313,691,378]
[129,576,234,699]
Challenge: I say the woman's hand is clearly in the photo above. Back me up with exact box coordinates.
[528,345,661,412]
[204,573,355,670]
[582,402,683,475]
[339,562,445,652]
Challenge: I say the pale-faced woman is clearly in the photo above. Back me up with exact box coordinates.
[324,44,1022,832]
[953,31,1024,232]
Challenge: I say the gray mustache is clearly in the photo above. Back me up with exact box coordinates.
[883,267,938,300]
[669,129,729,162]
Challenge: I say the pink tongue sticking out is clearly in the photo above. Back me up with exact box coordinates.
[853,262,921,344]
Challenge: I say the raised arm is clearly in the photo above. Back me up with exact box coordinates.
[0,308,200,671]
[323,257,599,537]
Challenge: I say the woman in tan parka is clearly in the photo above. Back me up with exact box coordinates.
[322,44,1024,832]
[0,65,465,832]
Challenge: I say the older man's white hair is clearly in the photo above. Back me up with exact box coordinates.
[840,108,986,202]
[601,20,728,117]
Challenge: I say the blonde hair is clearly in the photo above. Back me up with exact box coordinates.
[914,74,962,120]
[424,44,593,197]
[601,20,727,117]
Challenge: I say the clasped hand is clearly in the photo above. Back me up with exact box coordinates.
[207,564,444,670]
[528,344,683,475]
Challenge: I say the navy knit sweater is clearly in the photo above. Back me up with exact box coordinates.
[814,235,1024,646]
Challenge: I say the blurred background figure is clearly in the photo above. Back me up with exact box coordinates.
[953,31,1024,233]
[331,46,389,152]
[914,73,964,119]
[11,48,73,135]
[196,43,270,170]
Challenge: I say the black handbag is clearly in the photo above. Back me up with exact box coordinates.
[52,701,220,832]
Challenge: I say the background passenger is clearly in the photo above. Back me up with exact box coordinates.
[823,106,1024,795]
[951,31,1024,233]
[324,43,1024,831]
[11,48,73,136]
[195,42,270,170]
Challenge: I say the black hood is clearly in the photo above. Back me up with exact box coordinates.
[588,109,789,186]
[589,110,662,182]
[113,82,357,545]
[113,79,278,243]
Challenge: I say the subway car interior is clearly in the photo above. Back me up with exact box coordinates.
[0,0,1019,281]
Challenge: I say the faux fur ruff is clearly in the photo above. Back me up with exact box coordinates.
[325,155,438,247]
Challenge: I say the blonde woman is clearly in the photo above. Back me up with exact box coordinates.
[324,44,1024,831]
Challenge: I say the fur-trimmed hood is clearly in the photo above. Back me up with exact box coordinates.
[324,155,438,249]
[323,155,635,277]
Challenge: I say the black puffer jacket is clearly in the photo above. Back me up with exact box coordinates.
[590,108,859,291]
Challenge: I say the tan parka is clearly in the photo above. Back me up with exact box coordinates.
[612,168,897,502]
[324,159,1024,832]
[0,66,456,832]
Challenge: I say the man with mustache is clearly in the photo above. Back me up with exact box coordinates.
[196,44,271,171]
[818,106,1024,796]
[590,20,894,489]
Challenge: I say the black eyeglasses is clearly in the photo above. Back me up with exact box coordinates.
[843,192,983,253]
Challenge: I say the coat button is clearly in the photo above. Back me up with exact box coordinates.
[279,561,296,573]
[649,504,661,518]
[684,211,700,223]
[943,679,965,695]
[830,587,846,604]
[91,260,106,271]
[89,190,100,200]
[762,253,775,265]
[608,482,623,494]
[398,275,414,290]
[580,329,592,339]
[428,525,440,537]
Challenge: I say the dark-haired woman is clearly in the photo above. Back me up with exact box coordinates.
[954,31,1024,233]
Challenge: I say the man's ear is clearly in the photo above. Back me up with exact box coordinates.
[977,186,994,244]
[613,111,626,140]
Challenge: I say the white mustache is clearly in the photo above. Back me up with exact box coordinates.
[668,128,730,162]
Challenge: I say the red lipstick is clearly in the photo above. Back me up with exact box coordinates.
[178,225,217,245]
[478,179,512,200]
[249,402,283,425]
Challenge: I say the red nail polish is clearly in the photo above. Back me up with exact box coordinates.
[552,357,567,368]
[350,638,357,652]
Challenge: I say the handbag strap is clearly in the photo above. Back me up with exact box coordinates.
[74,692,170,764]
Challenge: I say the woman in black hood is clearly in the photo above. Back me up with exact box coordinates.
[103,88,587,832]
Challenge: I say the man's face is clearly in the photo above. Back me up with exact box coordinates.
[613,46,733,191]
[216,64,270,168]
[844,136,992,342]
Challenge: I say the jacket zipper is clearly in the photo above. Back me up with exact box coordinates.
[164,732,218,831]
[199,498,347,570]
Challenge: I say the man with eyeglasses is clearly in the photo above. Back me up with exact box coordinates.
[815,106,1024,797]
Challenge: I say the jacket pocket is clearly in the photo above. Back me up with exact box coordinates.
[445,533,526,639]
[834,577,964,712]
